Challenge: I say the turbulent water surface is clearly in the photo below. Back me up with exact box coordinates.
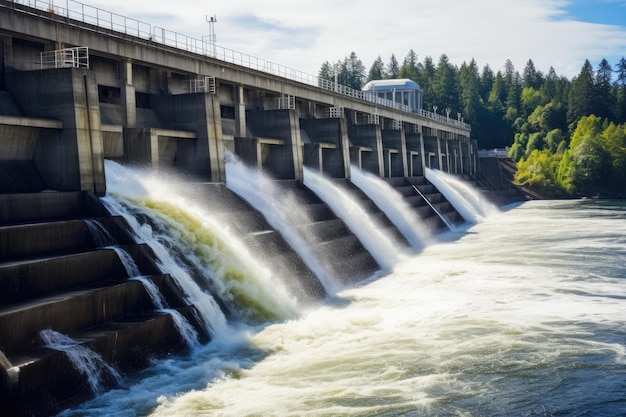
[61,172,626,417]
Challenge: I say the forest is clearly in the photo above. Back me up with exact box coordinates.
[318,52,626,197]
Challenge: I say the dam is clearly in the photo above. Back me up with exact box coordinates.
[0,1,525,415]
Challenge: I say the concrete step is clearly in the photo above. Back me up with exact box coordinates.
[411,183,437,195]
[405,176,428,186]
[296,218,351,243]
[0,192,107,226]
[0,216,135,261]
[404,195,429,208]
[391,185,418,198]
[381,177,407,187]
[3,310,192,417]
[0,249,125,306]
[256,250,326,301]
[0,279,156,356]
[301,203,337,222]
[0,245,161,307]
[0,219,91,261]
[324,250,381,286]
[309,232,372,258]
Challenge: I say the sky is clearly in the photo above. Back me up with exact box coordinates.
[83,0,626,81]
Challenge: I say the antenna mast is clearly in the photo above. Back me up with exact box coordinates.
[205,15,217,56]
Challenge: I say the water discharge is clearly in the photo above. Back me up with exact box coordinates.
[102,160,300,326]
[130,275,201,349]
[109,246,141,278]
[425,167,500,223]
[40,329,121,395]
[225,151,337,294]
[85,219,118,247]
[349,165,432,248]
[62,194,626,416]
[303,166,403,270]
[146,200,626,417]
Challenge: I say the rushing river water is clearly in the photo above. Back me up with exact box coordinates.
[60,167,626,417]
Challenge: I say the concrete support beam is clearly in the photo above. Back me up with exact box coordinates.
[457,137,465,175]
[123,128,197,168]
[300,117,350,178]
[436,134,444,171]
[6,68,106,195]
[420,131,426,175]
[234,85,246,137]
[152,93,225,181]
[381,128,408,177]
[444,138,451,173]
[348,124,384,177]
[0,35,12,90]
[121,60,136,128]
[244,109,303,180]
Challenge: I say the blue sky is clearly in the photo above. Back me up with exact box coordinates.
[563,0,626,26]
[84,0,626,80]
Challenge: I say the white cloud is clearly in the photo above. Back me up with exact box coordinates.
[86,0,626,78]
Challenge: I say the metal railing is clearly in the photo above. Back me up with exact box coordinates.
[478,148,510,157]
[40,46,89,68]
[5,0,471,131]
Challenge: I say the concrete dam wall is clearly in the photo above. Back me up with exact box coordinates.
[0,1,519,414]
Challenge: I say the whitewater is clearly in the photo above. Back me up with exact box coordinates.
[59,163,626,417]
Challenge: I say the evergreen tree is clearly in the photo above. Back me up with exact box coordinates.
[503,59,516,87]
[458,59,484,138]
[541,67,559,99]
[613,57,626,123]
[615,57,626,86]
[318,61,333,83]
[522,59,543,89]
[479,64,494,101]
[345,52,366,90]
[398,49,419,82]
[336,59,349,86]
[488,71,506,105]
[367,56,385,82]
[421,56,436,110]
[385,54,400,79]
[567,60,596,126]
[505,71,522,111]
[432,54,460,115]
[595,58,614,120]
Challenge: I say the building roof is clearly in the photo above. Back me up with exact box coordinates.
[362,78,422,91]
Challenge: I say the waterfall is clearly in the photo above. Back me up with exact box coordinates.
[85,219,118,247]
[102,192,229,339]
[425,168,500,223]
[109,246,141,278]
[130,276,200,349]
[109,246,201,348]
[130,276,166,310]
[349,165,433,249]
[224,151,337,294]
[40,329,121,395]
[102,160,299,334]
[303,167,401,270]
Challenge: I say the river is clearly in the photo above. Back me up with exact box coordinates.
[60,166,626,416]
